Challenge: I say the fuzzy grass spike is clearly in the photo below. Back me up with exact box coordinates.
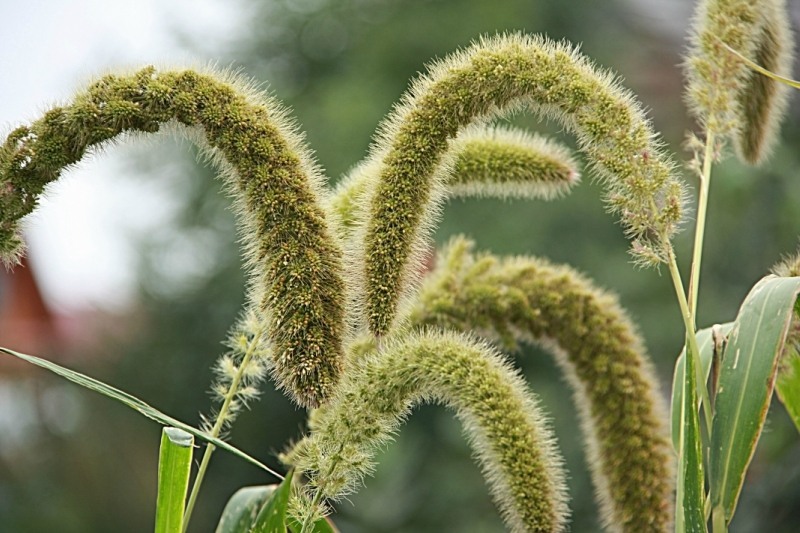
[0,67,346,408]
[330,124,579,233]
[733,0,794,164]
[286,330,569,533]
[409,237,674,532]
[360,33,685,336]
[685,0,794,161]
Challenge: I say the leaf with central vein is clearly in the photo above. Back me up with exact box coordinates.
[709,275,800,523]
[676,331,707,533]
[671,323,734,451]
[0,346,283,480]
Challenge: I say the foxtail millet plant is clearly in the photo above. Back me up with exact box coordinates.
[685,0,793,162]
[330,124,579,233]
[1,1,799,531]
[0,67,347,409]
[408,237,673,532]
[286,330,570,533]
[357,33,685,336]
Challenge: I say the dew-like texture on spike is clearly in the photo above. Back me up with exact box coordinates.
[286,330,569,533]
[685,0,794,153]
[409,237,673,533]
[734,0,794,164]
[362,33,684,336]
[0,67,345,408]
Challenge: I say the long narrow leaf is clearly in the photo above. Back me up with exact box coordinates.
[0,346,282,480]
[709,276,800,523]
[155,427,194,533]
[776,341,800,433]
[671,323,734,451]
[676,332,708,533]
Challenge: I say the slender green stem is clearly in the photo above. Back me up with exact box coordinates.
[299,489,325,533]
[712,505,727,533]
[182,326,267,532]
[299,445,343,533]
[667,250,713,435]
[688,131,716,318]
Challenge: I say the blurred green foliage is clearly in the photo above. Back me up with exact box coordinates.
[3,0,800,531]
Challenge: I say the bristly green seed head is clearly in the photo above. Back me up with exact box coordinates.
[360,33,684,337]
[285,330,569,533]
[685,0,794,157]
[409,237,674,532]
[733,0,794,164]
[771,248,800,278]
[447,124,580,200]
[0,67,346,408]
[329,124,579,235]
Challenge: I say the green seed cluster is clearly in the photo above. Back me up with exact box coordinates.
[362,33,684,336]
[733,0,794,164]
[448,125,579,200]
[685,0,793,161]
[409,237,674,532]
[329,124,578,235]
[286,330,569,533]
[0,67,345,407]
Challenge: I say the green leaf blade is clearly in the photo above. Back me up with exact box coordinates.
[155,427,194,533]
[675,333,708,533]
[671,324,733,451]
[709,276,800,523]
[214,482,338,533]
[215,486,277,533]
[252,470,294,533]
[0,346,283,480]
[776,342,800,433]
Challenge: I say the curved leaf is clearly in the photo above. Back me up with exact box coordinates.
[776,340,800,433]
[215,486,276,533]
[251,470,293,533]
[709,275,800,523]
[671,323,733,451]
[214,483,338,533]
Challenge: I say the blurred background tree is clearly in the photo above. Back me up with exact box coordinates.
[2,0,800,531]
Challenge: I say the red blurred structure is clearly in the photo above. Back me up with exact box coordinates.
[0,257,60,373]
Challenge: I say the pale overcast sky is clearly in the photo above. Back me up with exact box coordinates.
[0,0,245,311]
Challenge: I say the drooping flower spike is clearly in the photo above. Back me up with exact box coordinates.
[685,0,794,162]
[330,124,579,234]
[409,237,674,532]
[0,67,346,408]
[359,33,685,337]
[285,329,570,533]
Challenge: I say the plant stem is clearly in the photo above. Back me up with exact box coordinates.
[712,505,727,533]
[299,489,325,533]
[182,327,266,532]
[688,131,716,318]
[667,250,713,435]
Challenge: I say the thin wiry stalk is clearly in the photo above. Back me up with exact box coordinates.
[182,324,267,532]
